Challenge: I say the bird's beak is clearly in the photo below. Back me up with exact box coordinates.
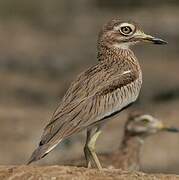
[162,126,179,133]
[154,120,179,133]
[141,34,167,45]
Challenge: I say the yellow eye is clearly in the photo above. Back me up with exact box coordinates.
[141,119,149,124]
[120,26,133,35]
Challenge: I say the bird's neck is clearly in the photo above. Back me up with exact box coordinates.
[121,134,144,150]
[119,134,143,169]
[97,43,142,85]
[97,43,137,64]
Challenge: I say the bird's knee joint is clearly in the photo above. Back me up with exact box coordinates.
[87,143,95,152]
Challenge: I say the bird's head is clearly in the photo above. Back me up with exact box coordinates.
[99,18,167,49]
[125,112,179,138]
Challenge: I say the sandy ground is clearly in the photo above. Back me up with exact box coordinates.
[1,166,179,180]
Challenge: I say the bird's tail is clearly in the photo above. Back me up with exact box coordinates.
[27,142,59,165]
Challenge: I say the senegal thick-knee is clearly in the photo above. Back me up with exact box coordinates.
[28,18,167,169]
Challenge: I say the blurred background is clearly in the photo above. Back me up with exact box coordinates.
[0,0,179,174]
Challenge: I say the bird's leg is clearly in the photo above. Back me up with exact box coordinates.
[84,127,102,170]
[88,128,102,170]
[84,129,92,168]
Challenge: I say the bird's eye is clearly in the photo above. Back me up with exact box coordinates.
[141,119,149,124]
[120,26,133,35]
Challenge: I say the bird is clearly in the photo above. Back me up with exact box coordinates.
[63,112,179,171]
[97,112,179,170]
[27,18,167,169]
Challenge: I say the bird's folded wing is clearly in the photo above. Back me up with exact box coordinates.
[39,70,138,146]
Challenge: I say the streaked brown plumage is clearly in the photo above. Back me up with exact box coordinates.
[64,113,179,170]
[28,18,167,169]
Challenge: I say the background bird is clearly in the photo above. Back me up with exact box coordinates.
[28,18,167,169]
[63,112,179,171]
[98,112,179,170]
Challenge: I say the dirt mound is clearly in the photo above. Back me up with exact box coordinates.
[0,166,179,180]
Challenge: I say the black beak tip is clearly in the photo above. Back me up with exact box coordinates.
[153,38,168,45]
[164,127,179,133]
